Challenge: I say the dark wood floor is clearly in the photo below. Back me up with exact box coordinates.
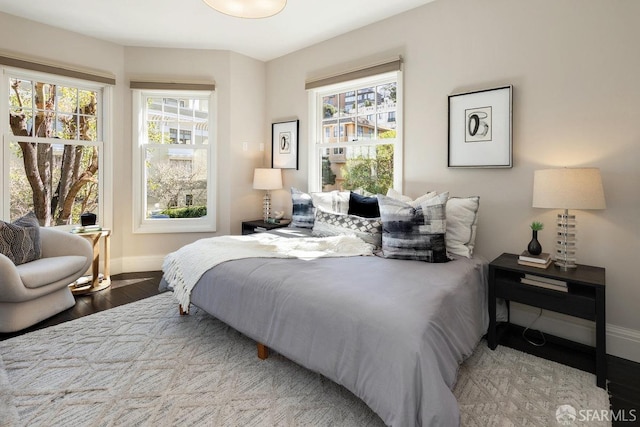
[0,271,162,341]
[1,272,639,425]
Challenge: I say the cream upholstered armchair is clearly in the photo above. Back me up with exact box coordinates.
[0,227,93,333]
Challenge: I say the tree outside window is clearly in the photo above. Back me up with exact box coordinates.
[7,77,101,226]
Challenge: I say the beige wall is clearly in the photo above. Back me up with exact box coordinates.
[265,0,640,360]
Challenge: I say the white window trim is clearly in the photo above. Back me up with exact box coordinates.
[307,70,403,193]
[0,66,112,229]
[132,89,217,234]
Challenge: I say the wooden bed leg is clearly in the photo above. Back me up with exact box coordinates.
[257,343,269,360]
[179,305,189,316]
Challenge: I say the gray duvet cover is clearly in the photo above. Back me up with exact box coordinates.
[186,254,489,426]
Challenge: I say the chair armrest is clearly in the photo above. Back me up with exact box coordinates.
[40,227,93,259]
[0,252,23,290]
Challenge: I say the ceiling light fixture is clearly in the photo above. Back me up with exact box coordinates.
[202,0,287,19]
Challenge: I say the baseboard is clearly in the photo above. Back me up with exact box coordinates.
[510,303,640,364]
[111,255,165,276]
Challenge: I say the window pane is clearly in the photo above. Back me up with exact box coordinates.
[9,79,33,109]
[322,95,338,119]
[314,76,398,194]
[146,97,208,145]
[9,141,99,224]
[145,146,208,219]
[340,91,356,117]
[357,87,376,114]
[56,86,78,114]
[322,144,393,194]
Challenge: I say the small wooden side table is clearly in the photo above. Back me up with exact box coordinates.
[69,229,111,295]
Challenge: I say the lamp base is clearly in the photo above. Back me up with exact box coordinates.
[555,210,577,270]
[263,191,271,222]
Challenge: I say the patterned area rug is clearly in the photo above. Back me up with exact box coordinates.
[0,293,610,426]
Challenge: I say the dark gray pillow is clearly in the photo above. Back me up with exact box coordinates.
[377,193,449,263]
[0,212,42,265]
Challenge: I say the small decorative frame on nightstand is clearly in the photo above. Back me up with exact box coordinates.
[487,252,606,388]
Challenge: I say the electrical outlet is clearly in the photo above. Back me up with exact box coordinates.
[242,142,248,151]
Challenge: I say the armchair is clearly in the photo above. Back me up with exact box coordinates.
[0,227,93,333]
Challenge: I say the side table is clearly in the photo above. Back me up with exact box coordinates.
[241,219,290,235]
[488,252,606,388]
[69,228,111,295]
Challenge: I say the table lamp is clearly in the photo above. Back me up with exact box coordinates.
[532,168,606,269]
[253,168,282,221]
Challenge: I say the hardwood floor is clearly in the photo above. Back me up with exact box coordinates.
[1,271,638,425]
[0,271,162,341]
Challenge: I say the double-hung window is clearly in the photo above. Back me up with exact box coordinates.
[2,68,108,226]
[132,88,216,233]
[307,65,402,194]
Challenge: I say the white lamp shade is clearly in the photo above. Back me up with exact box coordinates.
[532,168,606,210]
[253,168,282,190]
[202,0,286,18]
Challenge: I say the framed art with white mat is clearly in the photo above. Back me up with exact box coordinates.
[272,119,299,169]
[448,86,512,168]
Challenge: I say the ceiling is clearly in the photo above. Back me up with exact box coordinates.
[0,0,435,62]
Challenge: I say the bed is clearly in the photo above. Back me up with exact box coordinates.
[162,237,488,426]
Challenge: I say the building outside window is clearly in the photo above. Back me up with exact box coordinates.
[132,89,216,233]
[309,71,402,194]
[2,70,107,226]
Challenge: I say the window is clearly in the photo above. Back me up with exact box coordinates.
[2,70,108,226]
[132,89,216,233]
[308,71,402,194]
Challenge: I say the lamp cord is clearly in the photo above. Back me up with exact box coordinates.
[522,308,546,347]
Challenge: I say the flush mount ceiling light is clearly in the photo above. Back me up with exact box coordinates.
[202,0,287,19]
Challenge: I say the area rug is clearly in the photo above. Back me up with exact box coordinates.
[0,293,610,426]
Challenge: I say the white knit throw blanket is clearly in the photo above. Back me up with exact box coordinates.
[162,233,374,311]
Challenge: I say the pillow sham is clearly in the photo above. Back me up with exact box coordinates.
[312,208,382,248]
[311,190,350,215]
[290,188,315,229]
[348,191,380,218]
[0,211,42,265]
[386,188,438,206]
[446,196,480,258]
[377,192,449,263]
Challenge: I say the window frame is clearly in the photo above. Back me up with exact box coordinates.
[132,89,217,234]
[307,70,403,193]
[1,67,112,227]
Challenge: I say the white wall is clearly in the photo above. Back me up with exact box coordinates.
[265,0,640,361]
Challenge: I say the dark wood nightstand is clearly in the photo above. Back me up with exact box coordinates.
[241,219,290,235]
[488,252,606,388]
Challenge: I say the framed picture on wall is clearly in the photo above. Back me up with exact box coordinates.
[448,86,512,168]
[272,119,299,170]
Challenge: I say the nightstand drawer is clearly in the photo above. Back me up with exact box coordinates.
[495,279,595,320]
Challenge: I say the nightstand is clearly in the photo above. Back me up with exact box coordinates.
[241,219,290,235]
[487,252,606,388]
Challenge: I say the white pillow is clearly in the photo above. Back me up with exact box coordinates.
[311,190,350,214]
[445,197,480,258]
[385,188,437,207]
